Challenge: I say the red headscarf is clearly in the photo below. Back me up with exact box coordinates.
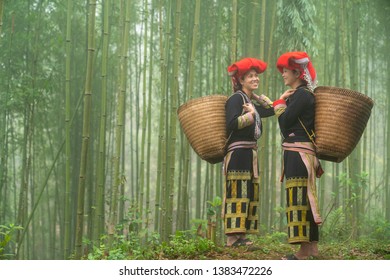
[276,51,317,90]
[228,57,267,90]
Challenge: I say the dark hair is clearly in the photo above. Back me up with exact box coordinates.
[292,68,307,85]
[233,81,242,91]
[292,69,301,76]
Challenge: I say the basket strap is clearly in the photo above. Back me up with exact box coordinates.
[297,87,317,148]
[225,92,247,145]
[236,90,250,103]
[298,117,318,149]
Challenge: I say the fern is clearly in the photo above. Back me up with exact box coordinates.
[321,206,349,241]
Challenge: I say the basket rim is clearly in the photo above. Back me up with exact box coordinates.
[177,94,228,115]
[314,86,374,105]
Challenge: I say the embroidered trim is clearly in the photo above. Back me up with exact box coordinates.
[286,177,308,188]
[282,145,322,225]
[253,94,273,109]
[226,171,251,180]
[237,112,254,129]
[273,100,287,117]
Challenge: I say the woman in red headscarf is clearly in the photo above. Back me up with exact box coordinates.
[273,51,323,259]
[223,58,278,247]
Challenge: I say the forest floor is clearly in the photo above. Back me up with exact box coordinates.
[149,234,390,260]
[202,240,390,260]
[85,231,390,260]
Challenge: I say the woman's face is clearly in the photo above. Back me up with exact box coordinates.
[282,68,300,87]
[239,69,259,92]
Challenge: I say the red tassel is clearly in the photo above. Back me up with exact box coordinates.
[316,163,324,178]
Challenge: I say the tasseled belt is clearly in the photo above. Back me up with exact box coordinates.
[223,141,258,178]
[282,141,323,225]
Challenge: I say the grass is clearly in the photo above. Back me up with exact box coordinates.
[212,237,390,260]
[87,231,390,260]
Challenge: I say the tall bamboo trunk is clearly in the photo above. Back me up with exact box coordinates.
[145,0,155,237]
[318,0,329,216]
[75,0,97,259]
[93,0,110,244]
[266,1,277,231]
[16,104,33,259]
[64,0,73,259]
[139,0,149,231]
[195,45,204,220]
[156,0,171,239]
[214,0,224,242]
[178,0,200,231]
[0,0,9,227]
[0,0,3,37]
[230,0,237,63]
[361,1,371,226]
[339,0,348,217]
[258,0,267,230]
[386,88,390,220]
[386,35,390,221]
[154,0,166,233]
[108,0,131,246]
[348,2,361,238]
[166,0,182,238]
[332,5,341,209]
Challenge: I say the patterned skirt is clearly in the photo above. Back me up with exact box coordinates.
[284,149,319,244]
[223,148,259,235]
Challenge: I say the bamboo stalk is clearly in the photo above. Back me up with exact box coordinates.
[64,0,73,259]
[108,0,131,247]
[75,0,97,259]
[166,0,182,238]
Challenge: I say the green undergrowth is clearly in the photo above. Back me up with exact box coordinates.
[0,224,23,260]
[86,230,390,260]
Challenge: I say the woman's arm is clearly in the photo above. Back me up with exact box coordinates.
[256,106,275,118]
[274,88,310,128]
[252,93,273,108]
[226,93,254,131]
[252,93,275,118]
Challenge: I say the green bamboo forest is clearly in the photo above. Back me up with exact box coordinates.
[0,0,389,260]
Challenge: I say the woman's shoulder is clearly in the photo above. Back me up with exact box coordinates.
[227,91,246,104]
[294,86,314,100]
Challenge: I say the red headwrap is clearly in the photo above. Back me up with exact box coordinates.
[276,51,317,90]
[228,58,267,90]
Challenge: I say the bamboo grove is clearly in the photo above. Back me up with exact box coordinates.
[0,0,389,260]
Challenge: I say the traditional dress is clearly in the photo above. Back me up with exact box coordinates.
[274,85,323,244]
[223,90,274,235]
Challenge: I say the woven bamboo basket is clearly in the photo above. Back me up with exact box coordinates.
[177,95,228,164]
[314,86,374,163]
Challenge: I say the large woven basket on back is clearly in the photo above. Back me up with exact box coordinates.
[177,95,228,164]
[314,86,374,163]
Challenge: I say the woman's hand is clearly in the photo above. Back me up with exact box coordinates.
[280,89,295,100]
[243,103,256,116]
